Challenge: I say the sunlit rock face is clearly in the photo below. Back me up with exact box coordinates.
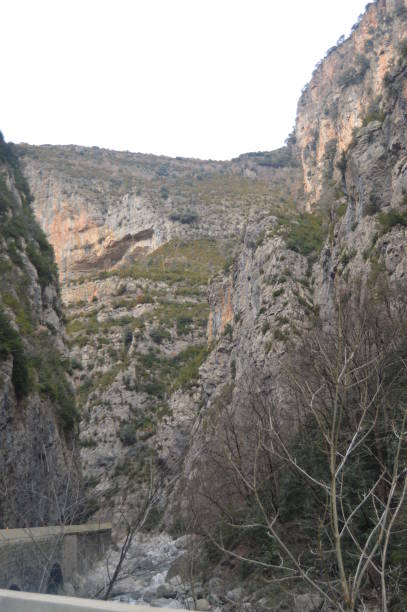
[17,141,303,522]
[296,0,407,207]
[6,1,407,606]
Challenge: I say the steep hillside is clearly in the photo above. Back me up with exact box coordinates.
[10,0,407,607]
[16,142,304,523]
[178,0,407,608]
[17,144,302,286]
[0,134,81,528]
[297,0,407,209]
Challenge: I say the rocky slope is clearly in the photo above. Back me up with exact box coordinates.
[0,134,81,528]
[15,143,303,524]
[10,0,407,606]
[175,0,407,607]
[297,0,407,207]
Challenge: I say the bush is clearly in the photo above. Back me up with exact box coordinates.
[160,186,169,200]
[279,212,326,257]
[0,308,30,400]
[365,194,381,216]
[400,39,407,58]
[362,98,385,126]
[338,54,370,88]
[114,237,233,287]
[119,423,137,446]
[123,328,133,349]
[169,211,199,225]
[150,327,171,344]
[377,209,407,234]
[395,0,407,17]
[173,344,209,390]
[26,242,57,287]
[32,339,79,434]
[176,315,193,335]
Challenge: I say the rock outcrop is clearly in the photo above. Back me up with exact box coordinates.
[8,0,407,605]
[16,142,303,523]
[0,134,81,527]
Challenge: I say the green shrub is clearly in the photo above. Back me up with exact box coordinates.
[2,293,33,334]
[119,423,138,446]
[176,315,193,335]
[32,337,79,433]
[338,53,369,88]
[173,344,209,390]
[274,328,288,341]
[340,249,356,267]
[81,437,97,448]
[0,308,30,399]
[97,237,235,288]
[365,194,381,216]
[400,39,407,59]
[278,212,326,257]
[142,380,166,398]
[169,211,199,224]
[150,327,171,344]
[223,323,233,339]
[362,97,385,126]
[123,328,133,349]
[26,242,57,287]
[273,288,285,298]
[377,209,407,234]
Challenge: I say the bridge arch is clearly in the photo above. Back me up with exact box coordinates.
[46,563,63,594]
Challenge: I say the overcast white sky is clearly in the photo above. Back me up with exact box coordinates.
[1,0,368,160]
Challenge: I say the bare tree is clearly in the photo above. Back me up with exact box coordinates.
[99,460,161,601]
[0,438,88,593]
[188,287,407,611]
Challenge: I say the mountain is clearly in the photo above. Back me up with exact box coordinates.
[7,0,407,607]
[14,141,303,527]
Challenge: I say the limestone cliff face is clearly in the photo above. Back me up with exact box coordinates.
[179,0,407,542]
[14,0,407,546]
[294,0,407,321]
[18,145,302,287]
[15,142,302,522]
[0,136,81,527]
[21,157,170,283]
[296,0,407,206]
[179,220,313,516]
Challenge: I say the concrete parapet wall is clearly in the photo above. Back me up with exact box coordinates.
[0,524,112,592]
[0,589,188,611]
[0,523,112,543]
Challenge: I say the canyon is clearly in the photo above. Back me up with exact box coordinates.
[1,0,407,609]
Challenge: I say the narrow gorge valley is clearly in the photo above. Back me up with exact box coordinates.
[2,1,407,610]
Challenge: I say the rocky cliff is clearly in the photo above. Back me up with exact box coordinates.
[297,0,407,207]
[10,0,407,606]
[0,134,81,528]
[15,142,303,523]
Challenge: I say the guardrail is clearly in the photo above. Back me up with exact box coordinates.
[0,523,112,543]
[0,589,188,611]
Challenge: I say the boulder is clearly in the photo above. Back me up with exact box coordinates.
[195,599,211,611]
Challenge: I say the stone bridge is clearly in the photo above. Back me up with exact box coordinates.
[0,523,111,593]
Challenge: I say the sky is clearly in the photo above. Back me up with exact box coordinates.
[1,0,368,160]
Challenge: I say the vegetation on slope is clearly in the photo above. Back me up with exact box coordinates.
[0,133,78,433]
[186,278,407,609]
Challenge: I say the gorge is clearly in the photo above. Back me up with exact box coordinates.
[1,0,407,609]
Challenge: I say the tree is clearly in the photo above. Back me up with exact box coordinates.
[188,286,407,611]
[0,440,86,593]
[98,460,161,601]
